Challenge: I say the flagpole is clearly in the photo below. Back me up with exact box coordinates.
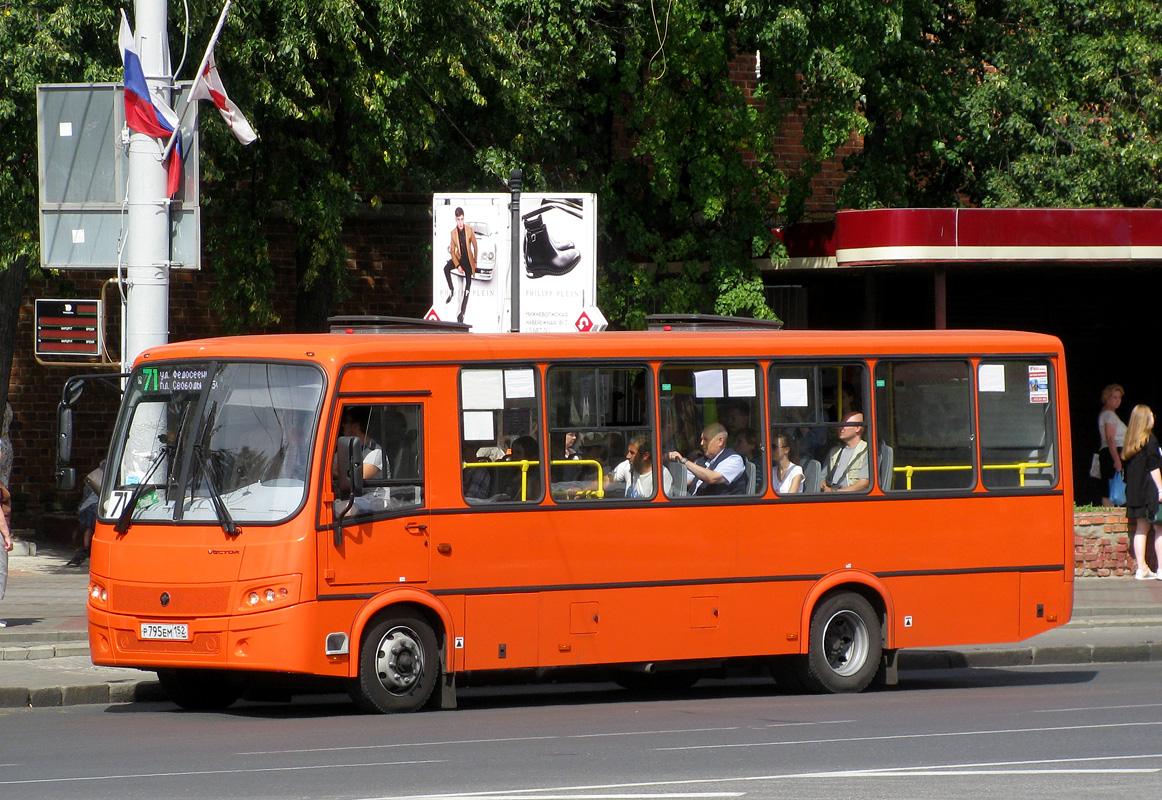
[161,0,232,159]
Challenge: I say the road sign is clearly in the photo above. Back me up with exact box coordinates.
[575,306,608,333]
[35,299,102,357]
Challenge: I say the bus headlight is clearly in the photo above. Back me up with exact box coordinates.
[88,581,108,606]
[237,575,301,614]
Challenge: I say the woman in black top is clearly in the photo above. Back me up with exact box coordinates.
[1121,404,1162,580]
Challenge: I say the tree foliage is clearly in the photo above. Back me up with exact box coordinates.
[3,0,1162,338]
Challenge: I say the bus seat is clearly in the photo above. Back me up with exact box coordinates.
[802,459,822,493]
[744,461,756,494]
[666,461,687,497]
[878,443,894,491]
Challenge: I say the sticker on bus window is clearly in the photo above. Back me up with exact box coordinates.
[779,378,809,407]
[978,364,1006,392]
[1028,365,1049,403]
[727,369,756,398]
[694,370,725,398]
[463,410,494,440]
[461,370,505,409]
[504,369,536,400]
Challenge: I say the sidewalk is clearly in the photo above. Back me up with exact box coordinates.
[2,540,1161,708]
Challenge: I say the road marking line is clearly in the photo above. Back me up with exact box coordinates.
[1034,703,1162,713]
[376,753,1162,800]
[238,727,745,756]
[0,759,443,787]
[655,720,1162,750]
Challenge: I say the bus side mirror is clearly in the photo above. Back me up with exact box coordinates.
[335,436,363,501]
[57,466,76,491]
[57,404,74,465]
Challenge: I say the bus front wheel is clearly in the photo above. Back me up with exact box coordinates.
[349,613,439,713]
[157,668,241,711]
[802,592,882,694]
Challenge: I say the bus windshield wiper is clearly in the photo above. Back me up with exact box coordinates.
[114,437,171,534]
[193,443,241,536]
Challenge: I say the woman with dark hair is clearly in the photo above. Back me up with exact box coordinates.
[1121,404,1162,580]
[772,432,804,494]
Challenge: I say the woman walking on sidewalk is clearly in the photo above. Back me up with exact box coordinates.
[1121,404,1162,580]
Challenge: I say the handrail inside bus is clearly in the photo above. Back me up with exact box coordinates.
[891,462,1053,490]
[462,459,607,501]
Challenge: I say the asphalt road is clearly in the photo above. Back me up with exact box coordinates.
[1,663,1160,800]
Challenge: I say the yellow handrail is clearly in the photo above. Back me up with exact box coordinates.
[461,458,606,501]
[891,462,1053,490]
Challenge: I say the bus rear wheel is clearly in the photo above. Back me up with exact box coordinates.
[349,613,439,713]
[802,592,882,694]
[157,668,241,711]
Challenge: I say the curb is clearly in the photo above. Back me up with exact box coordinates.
[900,642,1162,671]
[0,679,164,709]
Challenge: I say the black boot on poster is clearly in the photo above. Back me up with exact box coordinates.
[524,215,581,278]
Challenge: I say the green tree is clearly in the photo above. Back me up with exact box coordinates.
[838,0,1162,208]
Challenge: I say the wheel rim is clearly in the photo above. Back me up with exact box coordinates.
[821,609,870,677]
[373,625,426,695]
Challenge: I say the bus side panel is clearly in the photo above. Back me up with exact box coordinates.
[1019,570,1073,640]
[536,582,810,667]
[883,573,1020,649]
[463,594,540,670]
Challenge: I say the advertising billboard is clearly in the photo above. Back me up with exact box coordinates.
[430,192,598,332]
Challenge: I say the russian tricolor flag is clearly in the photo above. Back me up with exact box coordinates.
[119,11,183,197]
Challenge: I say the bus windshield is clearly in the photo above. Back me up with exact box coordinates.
[102,361,325,528]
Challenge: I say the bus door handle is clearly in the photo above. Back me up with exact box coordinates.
[405,522,428,535]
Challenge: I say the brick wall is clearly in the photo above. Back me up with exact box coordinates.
[1074,509,1156,576]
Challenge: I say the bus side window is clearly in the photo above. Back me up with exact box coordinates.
[978,360,1057,490]
[335,403,425,516]
[460,367,543,504]
[546,366,656,501]
[874,360,975,492]
[659,362,764,498]
[769,362,867,496]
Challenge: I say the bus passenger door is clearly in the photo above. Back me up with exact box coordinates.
[327,400,430,587]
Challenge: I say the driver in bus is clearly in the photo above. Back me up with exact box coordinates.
[335,407,391,514]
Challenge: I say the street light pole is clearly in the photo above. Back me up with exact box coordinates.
[122,0,172,372]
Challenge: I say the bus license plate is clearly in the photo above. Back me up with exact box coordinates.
[140,623,189,641]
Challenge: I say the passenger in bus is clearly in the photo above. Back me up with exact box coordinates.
[603,437,673,498]
[720,400,750,444]
[821,412,869,493]
[666,423,746,496]
[733,427,763,490]
[498,435,541,501]
[339,407,388,480]
[573,433,607,484]
[772,433,804,494]
[461,441,493,503]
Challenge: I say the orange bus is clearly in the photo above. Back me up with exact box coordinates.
[64,316,1073,712]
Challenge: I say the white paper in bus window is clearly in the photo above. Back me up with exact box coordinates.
[461,370,505,409]
[727,369,756,398]
[462,411,495,441]
[504,369,536,400]
[779,378,809,407]
[694,370,725,398]
[978,364,1006,392]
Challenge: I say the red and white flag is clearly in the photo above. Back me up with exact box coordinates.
[190,51,256,145]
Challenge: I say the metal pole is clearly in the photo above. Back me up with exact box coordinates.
[123,0,172,373]
[509,168,522,332]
